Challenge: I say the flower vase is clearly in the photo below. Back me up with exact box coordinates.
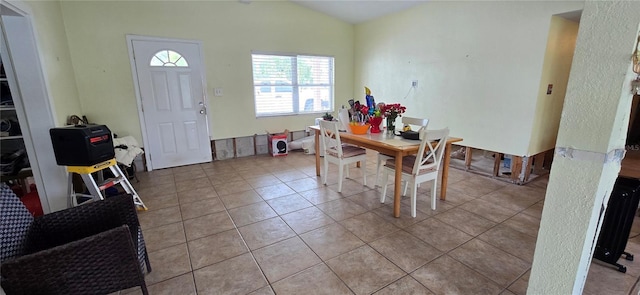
[386,115,397,133]
[369,117,383,133]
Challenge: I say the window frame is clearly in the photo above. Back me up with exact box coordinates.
[251,51,334,117]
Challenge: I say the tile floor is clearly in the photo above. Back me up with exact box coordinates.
[122,151,640,294]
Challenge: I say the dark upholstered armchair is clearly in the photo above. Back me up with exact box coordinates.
[0,183,151,295]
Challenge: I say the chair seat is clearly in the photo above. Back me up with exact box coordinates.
[327,145,367,158]
[0,191,151,294]
[385,155,436,175]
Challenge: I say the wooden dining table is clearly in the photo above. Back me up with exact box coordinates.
[309,125,463,217]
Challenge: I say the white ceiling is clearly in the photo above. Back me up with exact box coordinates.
[285,2,581,25]
[289,1,428,24]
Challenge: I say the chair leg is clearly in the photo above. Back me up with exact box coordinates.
[380,171,388,203]
[402,181,409,196]
[338,164,344,193]
[139,230,152,273]
[322,158,328,185]
[345,163,350,178]
[362,159,367,187]
[145,254,152,273]
[375,157,383,187]
[431,180,438,210]
[410,182,418,218]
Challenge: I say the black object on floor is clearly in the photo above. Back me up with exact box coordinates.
[593,177,640,273]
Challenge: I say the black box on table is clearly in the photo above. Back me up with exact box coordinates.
[49,124,115,166]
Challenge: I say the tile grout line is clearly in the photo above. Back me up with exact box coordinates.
[134,155,561,294]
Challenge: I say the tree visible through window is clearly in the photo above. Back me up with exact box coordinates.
[252,53,334,117]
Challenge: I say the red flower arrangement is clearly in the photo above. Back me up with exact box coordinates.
[381,103,406,118]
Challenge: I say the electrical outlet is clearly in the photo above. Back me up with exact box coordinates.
[214,88,223,97]
[412,80,418,87]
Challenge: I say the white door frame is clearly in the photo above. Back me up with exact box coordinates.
[1,0,70,213]
[126,35,210,171]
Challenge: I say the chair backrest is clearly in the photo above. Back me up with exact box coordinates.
[319,120,344,158]
[412,128,450,175]
[402,117,429,133]
[0,183,34,262]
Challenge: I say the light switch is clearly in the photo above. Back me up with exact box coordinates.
[214,88,223,97]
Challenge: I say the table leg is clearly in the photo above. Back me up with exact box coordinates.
[493,152,502,177]
[440,142,453,201]
[464,146,472,170]
[393,151,403,217]
[315,129,320,176]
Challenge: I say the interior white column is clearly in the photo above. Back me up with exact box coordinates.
[528,1,640,293]
[2,3,70,213]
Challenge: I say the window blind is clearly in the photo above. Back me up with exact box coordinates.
[252,53,334,117]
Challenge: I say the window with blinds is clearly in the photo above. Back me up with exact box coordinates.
[252,53,334,117]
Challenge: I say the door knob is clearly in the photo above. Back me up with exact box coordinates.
[199,102,207,115]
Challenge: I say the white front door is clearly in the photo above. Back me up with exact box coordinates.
[130,37,212,170]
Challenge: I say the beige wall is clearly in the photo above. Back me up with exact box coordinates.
[54,0,353,142]
[26,0,583,155]
[354,1,583,156]
[528,16,579,155]
[23,0,81,126]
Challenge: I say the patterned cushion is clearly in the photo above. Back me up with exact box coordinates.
[326,145,367,158]
[385,155,436,175]
[0,183,34,262]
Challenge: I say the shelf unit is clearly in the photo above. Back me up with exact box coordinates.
[0,53,33,192]
[0,135,23,140]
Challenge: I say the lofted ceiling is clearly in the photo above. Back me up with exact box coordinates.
[282,1,581,25]
[289,0,428,24]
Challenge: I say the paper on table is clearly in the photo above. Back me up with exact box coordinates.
[338,109,351,132]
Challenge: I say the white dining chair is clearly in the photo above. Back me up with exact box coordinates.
[375,117,429,190]
[379,127,449,217]
[319,120,367,193]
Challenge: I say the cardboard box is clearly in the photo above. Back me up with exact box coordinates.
[267,129,289,157]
